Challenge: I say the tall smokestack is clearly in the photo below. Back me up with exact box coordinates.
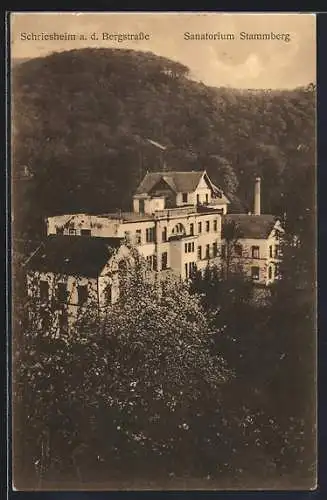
[254,176,261,215]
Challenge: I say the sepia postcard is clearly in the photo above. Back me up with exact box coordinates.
[9,11,317,491]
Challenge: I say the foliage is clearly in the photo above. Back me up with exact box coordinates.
[14,257,235,487]
[13,48,315,239]
[189,227,316,487]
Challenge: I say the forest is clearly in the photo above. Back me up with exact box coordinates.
[12,48,315,240]
[12,48,316,489]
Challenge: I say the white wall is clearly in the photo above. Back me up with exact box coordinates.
[144,197,165,214]
[27,270,99,329]
[221,233,282,285]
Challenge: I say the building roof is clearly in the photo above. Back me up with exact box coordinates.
[222,214,280,240]
[135,171,206,195]
[26,235,123,277]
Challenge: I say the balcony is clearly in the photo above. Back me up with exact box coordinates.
[153,204,222,219]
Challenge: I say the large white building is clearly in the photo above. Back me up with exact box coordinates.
[26,170,284,331]
[45,171,229,280]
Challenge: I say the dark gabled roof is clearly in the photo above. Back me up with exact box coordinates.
[135,171,206,195]
[26,235,123,277]
[222,214,280,239]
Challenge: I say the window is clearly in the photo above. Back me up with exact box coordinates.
[69,228,76,235]
[78,285,88,305]
[146,255,157,271]
[198,222,202,234]
[135,229,142,245]
[251,266,260,280]
[105,284,112,304]
[162,227,167,242]
[81,229,91,236]
[268,266,273,280]
[205,244,210,259]
[221,245,226,258]
[124,231,131,242]
[139,199,145,214]
[213,220,218,232]
[251,246,260,259]
[162,252,168,270]
[269,245,273,258]
[192,242,194,252]
[40,310,50,330]
[197,246,202,260]
[57,283,68,303]
[206,221,210,232]
[146,227,155,243]
[185,263,188,278]
[39,280,49,301]
[213,242,218,257]
[184,243,188,253]
[172,223,185,236]
[190,223,194,236]
[182,193,188,203]
[59,310,68,333]
[188,242,192,253]
[56,227,64,235]
[189,262,196,277]
[196,194,200,205]
[275,264,281,278]
[234,244,243,257]
[205,194,209,204]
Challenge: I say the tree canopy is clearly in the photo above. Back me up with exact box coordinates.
[13,48,315,239]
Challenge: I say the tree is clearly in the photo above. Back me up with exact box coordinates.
[14,255,233,487]
[13,48,315,243]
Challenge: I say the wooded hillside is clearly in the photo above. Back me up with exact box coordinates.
[12,48,315,239]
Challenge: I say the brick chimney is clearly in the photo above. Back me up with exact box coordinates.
[254,176,261,215]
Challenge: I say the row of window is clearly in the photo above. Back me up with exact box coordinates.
[125,219,218,245]
[146,252,168,271]
[185,242,195,253]
[56,228,91,236]
[185,262,197,278]
[39,280,88,305]
[185,242,219,258]
[197,242,219,260]
[220,244,281,260]
[251,265,275,281]
[39,309,69,332]
[198,220,218,233]
[221,244,260,259]
[57,220,219,241]
[182,193,210,205]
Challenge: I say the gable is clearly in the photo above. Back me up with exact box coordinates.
[196,174,211,190]
[149,176,176,195]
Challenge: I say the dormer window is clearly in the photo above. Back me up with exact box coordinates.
[182,193,188,203]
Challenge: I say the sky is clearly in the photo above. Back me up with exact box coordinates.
[10,12,316,89]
